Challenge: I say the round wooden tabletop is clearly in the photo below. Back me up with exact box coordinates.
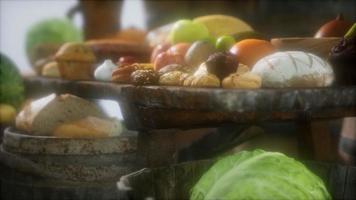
[23,76,356,130]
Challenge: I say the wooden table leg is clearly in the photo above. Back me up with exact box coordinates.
[310,120,339,162]
[296,113,315,160]
[297,114,339,161]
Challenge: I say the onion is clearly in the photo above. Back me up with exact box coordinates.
[315,14,352,38]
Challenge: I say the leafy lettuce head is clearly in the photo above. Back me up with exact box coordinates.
[191,150,331,200]
[25,18,82,64]
[0,53,24,108]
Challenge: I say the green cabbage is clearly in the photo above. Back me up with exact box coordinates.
[191,150,331,200]
[0,53,24,108]
[25,18,82,63]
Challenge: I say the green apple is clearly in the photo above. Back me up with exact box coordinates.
[201,36,217,46]
[169,20,210,44]
[216,35,235,51]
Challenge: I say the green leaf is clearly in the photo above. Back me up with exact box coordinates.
[0,53,24,108]
[191,150,331,200]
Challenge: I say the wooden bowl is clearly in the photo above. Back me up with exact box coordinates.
[271,37,341,59]
[2,127,138,182]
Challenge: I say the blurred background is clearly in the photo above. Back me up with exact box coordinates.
[0,0,145,74]
[0,2,356,196]
[1,0,355,74]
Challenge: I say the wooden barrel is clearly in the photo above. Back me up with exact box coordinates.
[0,127,140,200]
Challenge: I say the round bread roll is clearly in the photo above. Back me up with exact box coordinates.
[190,73,220,88]
[159,71,190,86]
[130,69,159,85]
[222,72,262,89]
[183,75,196,87]
[251,51,334,88]
[236,63,250,75]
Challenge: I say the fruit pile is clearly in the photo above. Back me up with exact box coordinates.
[107,15,272,89]
[41,14,349,88]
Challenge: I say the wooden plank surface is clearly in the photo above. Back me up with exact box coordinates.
[23,76,356,130]
[24,76,356,112]
[23,76,128,100]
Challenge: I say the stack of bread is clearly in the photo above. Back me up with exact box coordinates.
[15,93,122,138]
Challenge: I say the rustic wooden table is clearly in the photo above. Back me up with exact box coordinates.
[23,76,356,163]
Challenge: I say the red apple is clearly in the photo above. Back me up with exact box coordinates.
[117,56,137,67]
[167,43,191,56]
[154,52,185,71]
[150,43,171,63]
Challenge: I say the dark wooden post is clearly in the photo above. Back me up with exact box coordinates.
[78,0,123,40]
[296,112,315,160]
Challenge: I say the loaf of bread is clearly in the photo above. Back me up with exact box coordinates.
[251,51,334,88]
[16,94,105,136]
[53,116,122,138]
